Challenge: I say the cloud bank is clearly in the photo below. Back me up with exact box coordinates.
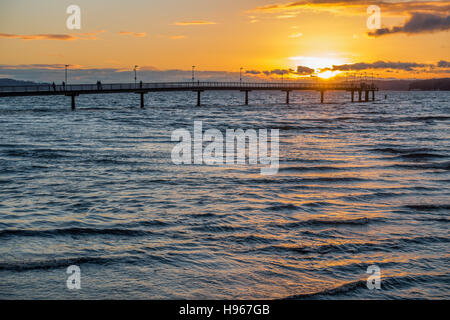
[368,12,450,36]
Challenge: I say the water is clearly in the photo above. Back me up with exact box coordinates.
[0,90,449,299]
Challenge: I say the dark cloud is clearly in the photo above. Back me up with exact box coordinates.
[319,60,450,72]
[244,70,262,75]
[437,60,450,68]
[368,13,450,37]
[263,69,290,76]
[295,66,315,75]
[325,61,428,72]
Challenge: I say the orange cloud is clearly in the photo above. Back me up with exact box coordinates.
[250,1,450,16]
[119,31,147,38]
[169,35,186,40]
[174,20,216,26]
[0,30,105,41]
[0,33,76,41]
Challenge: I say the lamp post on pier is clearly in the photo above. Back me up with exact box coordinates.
[65,65,69,84]
[134,65,139,87]
[240,67,243,84]
[192,65,195,83]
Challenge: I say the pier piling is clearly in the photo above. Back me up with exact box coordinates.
[66,94,78,110]
[196,91,201,106]
[320,91,324,104]
[243,90,249,105]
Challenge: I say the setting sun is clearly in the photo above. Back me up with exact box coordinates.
[289,56,347,79]
[317,70,341,79]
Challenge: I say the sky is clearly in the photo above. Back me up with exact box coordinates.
[0,0,449,83]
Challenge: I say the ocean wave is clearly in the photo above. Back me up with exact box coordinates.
[406,115,450,121]
[0,255,140,271]
[270,217,382,229]
[2,148,74,159]
[190,224,248,233]
[253,235,449,256]
[278,166,344,173]
[369,147,435,154]
[391,161,450,170]
[394,153,447,160]
[264,203,300,211]
[0,227,152,238]
[404,204,450,211]
[285,279,367,299]
[285,273,450,299]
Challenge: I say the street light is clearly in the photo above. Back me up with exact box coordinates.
[240,67,243,84]
[65,65,69,84]
[134,65,139,86]
[192,65,195,83]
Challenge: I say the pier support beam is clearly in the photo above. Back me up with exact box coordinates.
[351,90,354,102]
[66,94,79,110]
[372,90,375,101]
[240,90,251,105]
[358,90,362,102]
[140,92,145,108]
[135,91,148,108]
[282,90,291,104]
[365,90,369,102]
[320,91,324,104]
[194,90,203,106]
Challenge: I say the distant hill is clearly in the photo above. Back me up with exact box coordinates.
[0,78,46,86]
[408,78,450,91]
[374,80,413,91]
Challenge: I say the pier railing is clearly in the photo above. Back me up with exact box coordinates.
[0,81,377,94]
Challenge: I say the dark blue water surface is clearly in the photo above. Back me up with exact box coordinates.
[0,90,449,299]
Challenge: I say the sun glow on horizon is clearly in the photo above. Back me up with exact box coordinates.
[289,55,348,79]
[317,70,342,79]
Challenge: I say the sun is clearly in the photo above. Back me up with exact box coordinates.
[317,70,341,79]
[289,55,348,79]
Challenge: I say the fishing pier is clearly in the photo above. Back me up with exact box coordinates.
[0,81,378,110]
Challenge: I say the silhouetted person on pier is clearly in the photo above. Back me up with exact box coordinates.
[52,82,56,92]
[62,81,66,91]
[97,81,102,90]
[139,81,143,89]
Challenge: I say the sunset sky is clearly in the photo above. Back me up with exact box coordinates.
[0,0,449,82]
